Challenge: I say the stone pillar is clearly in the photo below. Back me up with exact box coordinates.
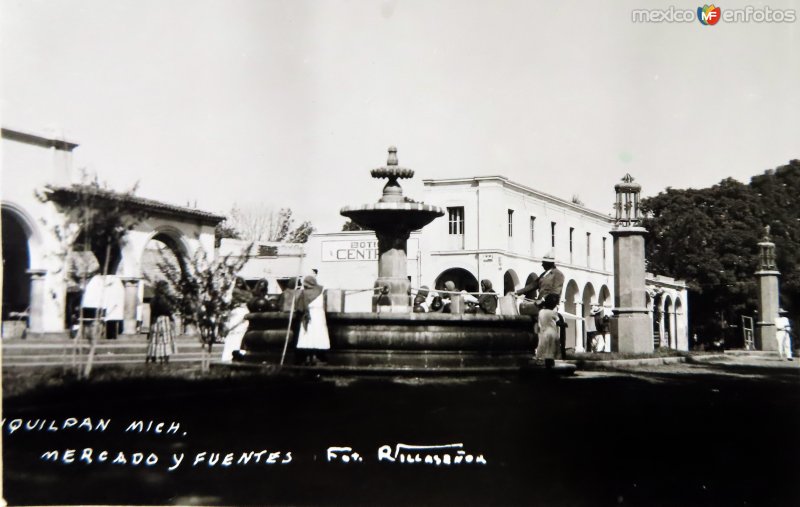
[609,227,653,353]
[755,227,780,351]
[373,230,411,312]
[121,277,140,335]
[26,269,47,335]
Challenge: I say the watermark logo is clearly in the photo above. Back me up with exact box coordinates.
[632,5,797,23]
[697,4,721,25]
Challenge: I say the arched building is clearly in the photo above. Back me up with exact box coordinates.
[302,175,690,351]
[1,127,223,336]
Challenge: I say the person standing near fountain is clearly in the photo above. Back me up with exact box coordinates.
[296,275,330,365]
[776,308,793,360]
[536,294,562,369]
[221,277,252,362]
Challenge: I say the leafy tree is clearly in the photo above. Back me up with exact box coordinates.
[151,244,253,370]
[38,175,148,378]
[640,160,800,343]
[342,219,368,231]
[214,220,241,247]
[287,220,314,243]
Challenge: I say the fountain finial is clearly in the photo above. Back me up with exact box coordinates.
[387,146,398,166]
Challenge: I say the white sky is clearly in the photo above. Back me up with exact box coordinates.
[2,0,799,233]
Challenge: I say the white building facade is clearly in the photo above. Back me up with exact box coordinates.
[1,127,222,336]
[300,175,689,352]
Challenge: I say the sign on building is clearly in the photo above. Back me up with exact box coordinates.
[321,239,419,262]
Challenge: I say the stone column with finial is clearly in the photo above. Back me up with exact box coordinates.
[609,174,653,353]
[755,225,780,351]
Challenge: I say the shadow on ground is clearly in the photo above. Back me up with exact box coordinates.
[3,361,799,506]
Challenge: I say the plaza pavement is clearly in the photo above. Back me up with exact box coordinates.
[2,350,799,506]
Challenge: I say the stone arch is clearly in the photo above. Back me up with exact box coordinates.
[598,285,611,307]
[579,282,596,352]
[1,205,35,320]
[434,267,479,293]
[72,227,124,275]
[140,227,193,290]
[563,279,580,352]
[664,295,674,348]
[1,202,43,269]
[503,269,520,295]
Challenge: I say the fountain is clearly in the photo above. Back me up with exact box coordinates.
[236,147,536,371]
[340,146,443,312]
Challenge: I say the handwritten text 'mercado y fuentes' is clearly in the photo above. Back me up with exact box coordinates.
[3,418,182,435]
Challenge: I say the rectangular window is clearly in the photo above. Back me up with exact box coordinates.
[586,232,591,267]
[447,207,464,235]
[551,222,556,248]
[569,227,574,263]
[507,210,514,237]
[602,237,607,270]
[529,216,536,254]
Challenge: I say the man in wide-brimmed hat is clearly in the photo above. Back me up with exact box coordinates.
[536,250,565,303]
[776,308,793,360]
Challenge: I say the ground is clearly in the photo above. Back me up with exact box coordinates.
[2,354,799,506]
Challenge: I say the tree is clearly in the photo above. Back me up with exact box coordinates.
[151,243,253,371]
[640,161,800,343]
[38,175,149,378]
[224,204,314,243]
[214,219,241,247]
[342,219,368,231]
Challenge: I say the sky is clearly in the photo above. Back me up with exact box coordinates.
[2,0,799,234]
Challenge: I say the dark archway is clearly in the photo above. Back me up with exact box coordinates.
[664,296,673,349]
[2,209,30,321]
[503,269,519,295]
[73,228,123,276]
[434,268,479,293]
[142,232,188,286]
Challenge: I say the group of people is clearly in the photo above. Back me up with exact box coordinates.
[221,275,332,365]
[146,274,331,366]
[510,252,567,368]
[412,279,498,315]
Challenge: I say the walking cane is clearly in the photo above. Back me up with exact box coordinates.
[279,267,305,368]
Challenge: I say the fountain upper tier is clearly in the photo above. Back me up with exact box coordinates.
[340,146,443,231]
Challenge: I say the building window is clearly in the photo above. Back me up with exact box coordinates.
[569,227,574,263]
[602,236,607,270]
[551,222,556,248]
[586,232,591,267]
[529,216,536,255]
[447,207,464,235]
[507,210,514,237]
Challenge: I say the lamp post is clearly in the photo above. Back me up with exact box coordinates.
[755,225,780,351]
[610,174,653,353]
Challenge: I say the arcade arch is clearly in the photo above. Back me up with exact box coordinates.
[503,269,520,295]
[563,279,580,352]
[435,268,479,293]
[581,282,596,352]
[1,207,32,320]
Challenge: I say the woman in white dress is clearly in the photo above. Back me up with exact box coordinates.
[536,294,561,369]
[221,277,252,362]
[296,275,331,365]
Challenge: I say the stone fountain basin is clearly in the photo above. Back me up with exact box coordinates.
[340,203,443,231]
[239,312,536,370]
